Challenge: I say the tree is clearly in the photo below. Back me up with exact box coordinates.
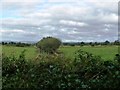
[37,37,61,54]
[80,42,85,46]
[104,40,110,45]
[94,42,99,45]
[114,40,120,45]
[2,42,5,45]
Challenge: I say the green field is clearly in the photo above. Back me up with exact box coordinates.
[1,46,38,60]
[1,45,119,60]
[60,46,119,60]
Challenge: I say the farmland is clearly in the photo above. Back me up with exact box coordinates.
[1,45,118,60]
[60,45,118,60]
[2,45,37,60]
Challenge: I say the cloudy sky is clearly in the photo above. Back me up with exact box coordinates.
[0,0,119,42]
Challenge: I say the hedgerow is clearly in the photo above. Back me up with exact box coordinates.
[2,49,120,89]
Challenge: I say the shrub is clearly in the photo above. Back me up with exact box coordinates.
[114,54,120,64]
[36,37,61,54]
[73,49,120,88]
[2,49,120,89]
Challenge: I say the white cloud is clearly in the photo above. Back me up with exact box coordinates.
[67,30,79,34]
[104,28,109,32]
[60,28,67,32]
[99,13,118,23]
[104,24,112,28]
[1,0,43,6]
[1,29,36,35]
[87,0,118,3]
[97,34,101,37]
[2,18,51,27]
[22,12,51,18]
[48,0,80,2]
[60,20,88,27]
[44,5,92,21]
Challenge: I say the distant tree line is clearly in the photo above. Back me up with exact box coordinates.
[0,41,32,47]
[62,40,120,46]
[1,40,120,47]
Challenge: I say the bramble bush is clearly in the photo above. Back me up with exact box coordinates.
[2,49,120,89]
[73,49,120,88]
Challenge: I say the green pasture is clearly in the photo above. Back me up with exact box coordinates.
[60,46,118,60]
[1,45,119,60]
[1,45,38,60]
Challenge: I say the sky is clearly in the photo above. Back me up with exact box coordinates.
[0,0,119,42]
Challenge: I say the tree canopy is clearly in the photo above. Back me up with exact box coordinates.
[37,37,61,54]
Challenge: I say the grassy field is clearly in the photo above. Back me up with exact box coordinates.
[1,45,119,60]
[60,46,118,60]
[1,45,38,60]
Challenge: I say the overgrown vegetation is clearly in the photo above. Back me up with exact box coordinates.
[2,49,120,89]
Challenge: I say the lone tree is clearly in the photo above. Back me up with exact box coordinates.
[36,37,61,54]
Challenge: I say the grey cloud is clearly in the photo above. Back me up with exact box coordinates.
[1,0,118,42]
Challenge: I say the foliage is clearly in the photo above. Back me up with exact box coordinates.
[62,40,120,46]
[114,54,120,64]
[36,37,61,54]
[74,49,120,88]
[2,49,120,89]
[1,41,31,47]
[103,40,110,45]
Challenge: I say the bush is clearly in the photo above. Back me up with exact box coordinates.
[2,50,32,88]
[73,49,120,88]
[2,49,120,89]
[114,54,120,64]
[36,37,61,54]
